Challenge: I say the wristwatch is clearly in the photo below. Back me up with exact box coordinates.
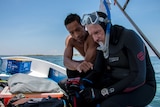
[101,88,109,96]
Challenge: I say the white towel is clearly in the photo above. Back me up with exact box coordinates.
[8,73,65,94]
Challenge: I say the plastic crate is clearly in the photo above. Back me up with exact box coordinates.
[48,68,67,83]
[6,58,31,74]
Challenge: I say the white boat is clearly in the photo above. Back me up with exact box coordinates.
[0,56,67,106]
[0,56,67,82]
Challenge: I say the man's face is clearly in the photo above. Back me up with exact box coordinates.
[66,20,86,42]
[86,24,105,44]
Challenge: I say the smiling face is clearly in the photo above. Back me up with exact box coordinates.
[86,24,106,44]
[66,20,87,43]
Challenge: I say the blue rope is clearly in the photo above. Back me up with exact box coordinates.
[103,0,111,20]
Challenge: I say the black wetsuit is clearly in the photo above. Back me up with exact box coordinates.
[66,69,91,78]
[85,25,156,107]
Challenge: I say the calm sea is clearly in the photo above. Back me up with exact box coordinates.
[1,55,160,106]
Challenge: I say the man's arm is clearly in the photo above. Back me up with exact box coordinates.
[64,35,98,72]
[63,36,82,70]
[78,35,98,73]
[84,35,98,63]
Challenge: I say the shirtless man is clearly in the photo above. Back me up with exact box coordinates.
[64,13,98,78]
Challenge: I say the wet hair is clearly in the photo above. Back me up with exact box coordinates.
[97,11,108,33]
[64,13,81,26]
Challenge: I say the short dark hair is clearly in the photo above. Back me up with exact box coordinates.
[64,13,81,26]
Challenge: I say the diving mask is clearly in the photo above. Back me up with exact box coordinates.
[81,11,109,26]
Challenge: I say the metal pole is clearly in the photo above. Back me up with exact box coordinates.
[114,0,160,59]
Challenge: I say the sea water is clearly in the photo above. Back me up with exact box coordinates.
[0,55,159,106]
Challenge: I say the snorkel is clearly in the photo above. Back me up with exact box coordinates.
[98,0,111,59]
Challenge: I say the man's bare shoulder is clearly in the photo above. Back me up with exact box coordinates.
[65,35,76,46]
[86,34,97,45]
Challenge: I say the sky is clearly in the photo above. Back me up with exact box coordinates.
[0,0,160,57]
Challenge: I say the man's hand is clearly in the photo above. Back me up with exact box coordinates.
[76,61,93,73]
[79,87,108,103]
[65,77,93,96]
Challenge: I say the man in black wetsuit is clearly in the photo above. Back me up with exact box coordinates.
[75,11,156,107]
